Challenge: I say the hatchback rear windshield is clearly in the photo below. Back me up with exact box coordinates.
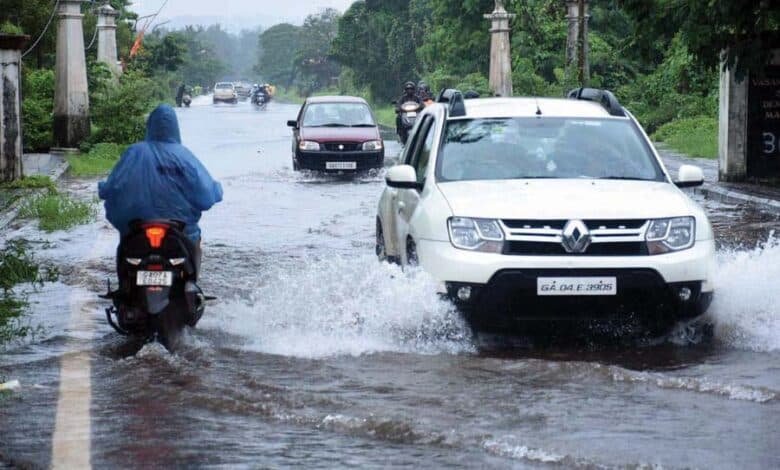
[437,118,665,182]
[215,83,233,89]
[302,103,376,127]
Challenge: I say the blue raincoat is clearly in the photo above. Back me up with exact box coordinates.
[98,105,223,241]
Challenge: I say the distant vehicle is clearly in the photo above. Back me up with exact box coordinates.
[213,82,237,104]
[376,88,715,337]
[182,93,192,107]
[287,96,384,172]
[233,80,252,100]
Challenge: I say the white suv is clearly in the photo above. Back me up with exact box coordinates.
[376,89,715,335]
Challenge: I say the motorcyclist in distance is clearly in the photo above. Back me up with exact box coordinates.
[417,81,434,105]
[98,104,223,276]
[395,81,422,137]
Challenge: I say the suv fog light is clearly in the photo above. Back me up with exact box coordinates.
[457,286,472,301]
[678,287,692,302]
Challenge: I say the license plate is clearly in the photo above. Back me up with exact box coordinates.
[537,277,617,296]
[406,112,417,117]
[326,161,357,170]
[136,271,173,287]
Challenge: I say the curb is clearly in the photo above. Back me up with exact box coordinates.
[0,157,70,230]
[696,183,780,213]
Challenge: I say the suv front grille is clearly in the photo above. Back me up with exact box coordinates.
[500,219,649,256]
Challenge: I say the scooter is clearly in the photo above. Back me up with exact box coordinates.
[396,101,424,145]
[182,93,192,107]
[101,219,213,351]
[251,92,269,109]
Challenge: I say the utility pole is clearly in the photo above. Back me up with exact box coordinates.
[566,0,590,87]
[484,0,516,97]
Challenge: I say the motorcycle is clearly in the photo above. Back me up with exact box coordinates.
[101,219,213,350]
[396,101,424,145]
[251,92,269,109]
[182,93,192,107]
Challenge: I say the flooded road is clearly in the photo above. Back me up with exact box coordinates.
[2,98,779,469]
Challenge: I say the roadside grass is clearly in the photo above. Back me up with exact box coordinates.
[653,116,718,159]
[0,175,56,192]
[18,192,96,232]
[0,239,59,347]
[373,105,396,129]
[67,143,127,177]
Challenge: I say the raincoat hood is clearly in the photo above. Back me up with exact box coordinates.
[145,104,182,144]
[98,105,222,241]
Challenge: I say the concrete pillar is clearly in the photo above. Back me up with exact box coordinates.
[0,34,29,182]
[484,0,516,97]
[54,0,90,149]
[718,60,748,182]
[97,3,121,74]
[566,0,590,83]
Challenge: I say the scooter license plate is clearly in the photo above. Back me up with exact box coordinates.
[406,112,417,117]
[136,271,173,287]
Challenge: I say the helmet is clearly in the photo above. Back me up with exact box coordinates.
[417,80,428,91]
[403,81,416,91]
[254,83,259,87]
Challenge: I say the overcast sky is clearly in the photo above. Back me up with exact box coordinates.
[130,0,355,30]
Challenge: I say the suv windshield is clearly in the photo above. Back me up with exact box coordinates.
[437,118,665,182]
[303,103,376,127]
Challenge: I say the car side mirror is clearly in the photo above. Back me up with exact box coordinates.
[675,164,704,188]
[386,165,422,190]
[287,120,298,128]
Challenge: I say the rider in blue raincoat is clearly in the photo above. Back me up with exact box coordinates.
[98,104,223,254]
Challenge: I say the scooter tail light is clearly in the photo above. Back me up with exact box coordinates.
[145,226,167,248]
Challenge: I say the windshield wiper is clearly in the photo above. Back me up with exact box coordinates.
[350,123,376,127]
[319,123,349,127]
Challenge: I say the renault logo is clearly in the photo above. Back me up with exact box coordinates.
[561,220,591,253]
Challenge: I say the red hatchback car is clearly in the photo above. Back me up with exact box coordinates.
[287,96,385,172]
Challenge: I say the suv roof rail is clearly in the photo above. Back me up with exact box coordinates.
[567,87,626,117]
[436,88,467,117]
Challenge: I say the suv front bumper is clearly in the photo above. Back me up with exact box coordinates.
[417,239,715,327]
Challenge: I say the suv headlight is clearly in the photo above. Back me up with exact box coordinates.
[646,217,695,254]
[362,140,383,151]
[448,217,504,253]
[299,140,321,151]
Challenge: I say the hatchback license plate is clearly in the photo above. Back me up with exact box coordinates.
[326,161,357,170]
[136,271,173,287]
[537,277,617,296]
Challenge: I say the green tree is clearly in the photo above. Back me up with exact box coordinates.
[256,23,301,87]
[296,9,342,94]
[619,0,780,77]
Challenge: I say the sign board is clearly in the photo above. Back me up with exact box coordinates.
[747,50,780,178]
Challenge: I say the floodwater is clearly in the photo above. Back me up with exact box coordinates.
[1,98,779,469]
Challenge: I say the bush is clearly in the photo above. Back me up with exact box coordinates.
[89,69,167,145]
[0,21,24,35]
[653,116,718,159]
[21,69,55,151]
[0,239,58,346]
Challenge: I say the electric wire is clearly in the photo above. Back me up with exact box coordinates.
[85,20,99,50]
[22,0,61,58]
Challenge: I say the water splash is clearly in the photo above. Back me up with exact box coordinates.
[710,236,780,352]
[202,255,473,358]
